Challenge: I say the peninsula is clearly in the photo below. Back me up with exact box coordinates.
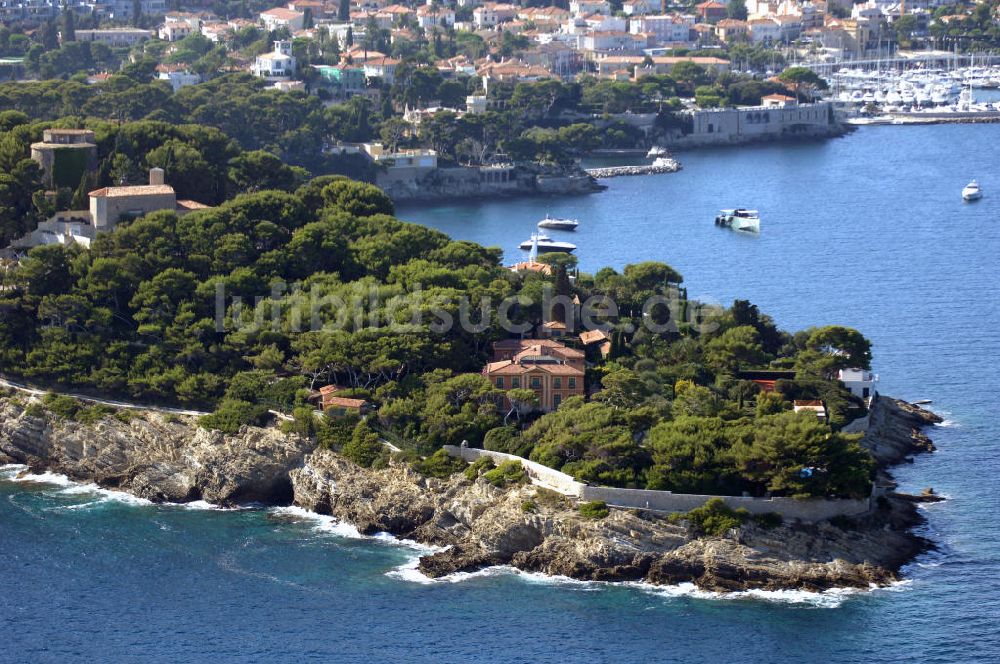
[0,170,944,591]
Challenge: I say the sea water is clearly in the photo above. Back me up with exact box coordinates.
[3,125,999,662]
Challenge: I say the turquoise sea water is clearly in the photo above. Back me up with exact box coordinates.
[4,125,1000,662]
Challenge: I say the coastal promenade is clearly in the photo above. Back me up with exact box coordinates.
[443,445,871,522]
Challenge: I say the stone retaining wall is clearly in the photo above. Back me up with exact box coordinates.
[443,446,870,522]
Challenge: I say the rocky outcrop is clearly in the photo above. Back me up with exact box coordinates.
[0,393,941,592]
[0,399,310,505]
[288,444,928,592]
[861,397,942,466]
[377,163,604,203]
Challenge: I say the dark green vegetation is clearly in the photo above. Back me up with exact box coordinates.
[0,163,875,500]
[579,500,610,520]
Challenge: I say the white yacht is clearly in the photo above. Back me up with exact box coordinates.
[715,209,761,233]
[537,214,579,231]
[962,180,982,201]
[646,145,669,158]
[519,232,577,253]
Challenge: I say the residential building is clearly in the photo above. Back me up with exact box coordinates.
[570,0,611,16]
[793,400,827,421]
[416,5,456,29]
[484,339,586,412]
[838,368,879,400]
[89,168,177,231]
[362,142,438,168]
[73,28,155,47]
[363,56,401,84]
[715,18,749,42]
[473,2,518,29]
[314,385,372,417]
[252,40,297,80]
[158,13,202,41]
[594,55,730,77]
[156,64,201,91]
[260,7,306,31]
[695,1,727,22]
[629,15,695,44]
[5,169,208,253]
[315,64,367,98]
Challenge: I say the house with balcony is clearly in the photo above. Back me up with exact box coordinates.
[484,339,585,412]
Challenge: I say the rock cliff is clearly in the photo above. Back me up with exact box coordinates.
[0,394,941,592]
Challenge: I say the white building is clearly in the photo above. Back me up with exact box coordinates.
[158,13,202,41]
[570,0,611,17]
[252,40,297,80]
[838,368,879,401]
[473,2,518,29]
[260,7,306,32]
[416,5,456,29]
[73,28,155,47]
[157,66,201,91]
[629,15,695,44]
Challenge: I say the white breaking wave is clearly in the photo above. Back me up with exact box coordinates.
[6,468,152,507]
[387,560,904,607]
[268,505,438,553]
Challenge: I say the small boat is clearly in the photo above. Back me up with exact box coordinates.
[962,179,982,201]
[519,232,576,253]
[646,145,668,158]
[537,214,579,231]
[715,208,760,233]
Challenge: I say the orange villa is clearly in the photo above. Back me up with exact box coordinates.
[484,339,585,411]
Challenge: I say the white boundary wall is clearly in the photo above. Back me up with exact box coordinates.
[444,446,870,522]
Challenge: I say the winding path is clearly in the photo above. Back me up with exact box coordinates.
[0,376,210,417]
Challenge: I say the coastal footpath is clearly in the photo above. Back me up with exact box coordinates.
[0,394,940,592]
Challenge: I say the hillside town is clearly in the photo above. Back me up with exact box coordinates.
[0,0,995,90]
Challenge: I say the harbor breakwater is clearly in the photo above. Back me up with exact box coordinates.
[585,158,682,179]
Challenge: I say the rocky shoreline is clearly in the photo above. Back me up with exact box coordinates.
[0,394,941,593]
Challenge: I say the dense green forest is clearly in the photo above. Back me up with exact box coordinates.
[0,160,876,500]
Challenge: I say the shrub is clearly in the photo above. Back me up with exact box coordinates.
[23,402,47,419]
[77,404,116,426]
[579,500,610,520]
[464,455,496,481]
[521,499,537,514]
[482,459,528,488]
[341,421,385,468]
[752,512,783,529]
[42,393,81,420]
[671,498,750,536]
[316,413,359,450]
[411,449,466,478]
[533,487,569,510]
[199,399,269,434]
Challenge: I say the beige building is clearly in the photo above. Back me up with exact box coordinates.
[88,168,177,231]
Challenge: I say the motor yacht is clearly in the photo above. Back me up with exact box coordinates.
[962,179,983,201]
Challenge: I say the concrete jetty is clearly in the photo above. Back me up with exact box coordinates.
[585,158,682,179]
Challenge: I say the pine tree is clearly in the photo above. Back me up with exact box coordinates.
[339,0,350,21]
[61,4,76,42]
